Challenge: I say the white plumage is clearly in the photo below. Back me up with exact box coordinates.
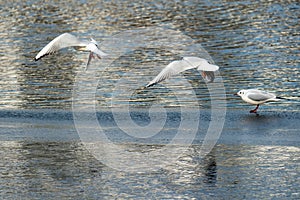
[35,33,108,69]
[146,57,219,87]
[235,89,283,113]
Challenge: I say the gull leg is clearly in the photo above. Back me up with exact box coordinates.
[250,104,259,113]
[96,54,101,59]
[201,71,214,83]
[86,52,94,69]
[90,53,95,59]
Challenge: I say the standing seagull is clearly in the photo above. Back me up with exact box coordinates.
[235,89,285,114]
[146,57,219,87]
[34,33,108,69]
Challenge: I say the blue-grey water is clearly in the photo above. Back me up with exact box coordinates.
[0,0,299,199]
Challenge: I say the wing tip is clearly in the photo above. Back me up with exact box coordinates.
[34,52,51,61]
[146,82,155,88]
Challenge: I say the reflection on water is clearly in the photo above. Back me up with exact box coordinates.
[0,141,298,199]
[0,0,299,110]
[0,2,298,199]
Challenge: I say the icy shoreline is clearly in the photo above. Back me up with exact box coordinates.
[0,109,299,146]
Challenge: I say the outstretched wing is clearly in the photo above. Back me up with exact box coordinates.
[35,33,86,60]
[146,59,196,87]
[183,57,219,71]
[184,57,219,83]
[146,57,219,87]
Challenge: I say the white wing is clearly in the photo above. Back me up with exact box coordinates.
[146,60,194,87]
[184,57,219,83]
[146,57,219,87]
[183,57,219,71]
[35,33,87,60]
[247,90,276,101]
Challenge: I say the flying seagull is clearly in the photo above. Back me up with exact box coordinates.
[34,33,108,69]
[146,57,219,88]
[235,89,285,114]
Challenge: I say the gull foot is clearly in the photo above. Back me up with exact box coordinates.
[250,110,257,113]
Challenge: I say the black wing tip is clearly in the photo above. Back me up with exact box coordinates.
[146,83,155,88]
[276,96,289,100]
[34,53,50,61]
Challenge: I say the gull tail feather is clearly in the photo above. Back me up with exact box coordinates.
[276,96,290,101]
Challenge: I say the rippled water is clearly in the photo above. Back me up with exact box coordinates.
[0,141,299,199]
[0,0,299,110]
[0,1,299,199]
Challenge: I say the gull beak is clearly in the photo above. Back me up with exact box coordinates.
[234,93,238,96]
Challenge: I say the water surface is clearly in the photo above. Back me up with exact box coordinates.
[0,0,299,110]
[0,140,299,199]
[0,1,299,199]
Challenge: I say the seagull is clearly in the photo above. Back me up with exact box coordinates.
[146,57,219,88]
[235,89,286,114]
[34,33,108,69]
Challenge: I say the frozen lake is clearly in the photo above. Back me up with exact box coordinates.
[0,109,299,199]
[0,0,299,199]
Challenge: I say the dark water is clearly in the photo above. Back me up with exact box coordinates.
[0,0,299,199]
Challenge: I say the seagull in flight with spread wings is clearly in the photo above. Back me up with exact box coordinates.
[34,33,108,69]
[146,57,219,88]
[235,89,286,114]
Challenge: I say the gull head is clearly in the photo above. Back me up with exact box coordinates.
[235,90,246,97]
